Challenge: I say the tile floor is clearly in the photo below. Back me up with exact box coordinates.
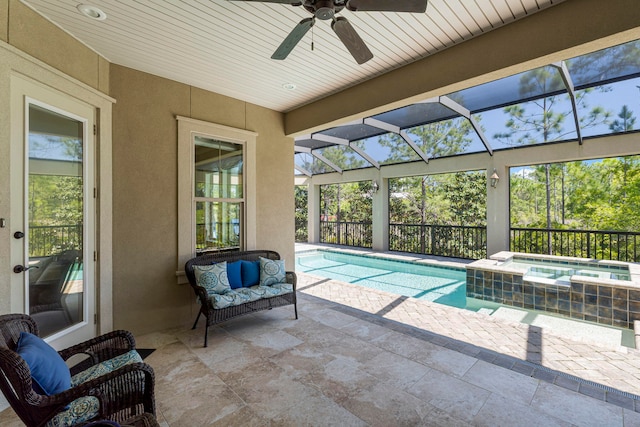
[3,270,640,425]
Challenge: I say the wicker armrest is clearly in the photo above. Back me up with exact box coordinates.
[85,362,156,420]
[59,330,136,366]
[193,285,210,305]
[34,362,155,423]
[285,271,297,290]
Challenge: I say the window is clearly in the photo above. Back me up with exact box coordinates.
[194,136,244,253]
[177,117,257,282]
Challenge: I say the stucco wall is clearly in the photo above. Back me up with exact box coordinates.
[4,0,107,92]
[110,65,294,335]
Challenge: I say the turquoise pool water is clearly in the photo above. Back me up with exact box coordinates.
[295,250,468,308]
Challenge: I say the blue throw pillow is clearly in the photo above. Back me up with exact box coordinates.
[16,331,71,395]
[241,260,260,287]
[227,261,243,289]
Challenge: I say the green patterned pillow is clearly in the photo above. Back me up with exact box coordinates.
[71,350,143,387]
[259,257,286,287]
[45,395,100,427]
[193,262,232,296]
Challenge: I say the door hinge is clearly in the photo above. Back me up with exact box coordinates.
[93,251,98,262]
[93,124,97,135]
[94,313,98,325]
[93,187,98,199]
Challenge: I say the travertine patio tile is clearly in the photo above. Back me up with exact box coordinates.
[473,392,571,427]
[531,382,624,427]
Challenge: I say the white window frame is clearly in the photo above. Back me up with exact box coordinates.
[176,116,257,284]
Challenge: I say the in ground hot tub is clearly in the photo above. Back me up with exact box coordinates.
[466,252,640,329]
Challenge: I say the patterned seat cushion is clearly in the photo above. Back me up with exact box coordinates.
[71,350,143,386]
[209,290,250,309]
[45,396,100,427]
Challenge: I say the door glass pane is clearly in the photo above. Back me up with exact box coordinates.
[195,201,242,253]
[28,104,84,337]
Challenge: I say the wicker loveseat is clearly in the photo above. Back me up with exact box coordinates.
[184,250,297,347]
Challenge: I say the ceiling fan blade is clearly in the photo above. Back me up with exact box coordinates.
[331,17,373,65]
[346,0,428,13]
[271,17,315,60]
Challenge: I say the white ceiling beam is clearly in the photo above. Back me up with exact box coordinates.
[294,165,312,177]
[552,61,583,144]
[428,96,494,156]
[349,143,380,169]
[365,118,429,164]
[311,133,350,146]
[312,151,343,174]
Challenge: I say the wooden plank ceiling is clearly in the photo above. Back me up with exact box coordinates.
[23,0,563,112]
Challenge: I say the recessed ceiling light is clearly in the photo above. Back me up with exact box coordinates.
[282,83,297,90]
[76,4,107,21]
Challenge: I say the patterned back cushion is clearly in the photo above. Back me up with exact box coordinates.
[259,257,286,287]
[193,263,231,296]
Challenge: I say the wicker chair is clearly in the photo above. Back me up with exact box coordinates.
[0,314,155,427]
[185,250,297,347]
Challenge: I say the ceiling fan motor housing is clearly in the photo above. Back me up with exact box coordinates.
[305,1,344,20]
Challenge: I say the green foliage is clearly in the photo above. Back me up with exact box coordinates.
[512,155,640,232]
[295,186,308,242]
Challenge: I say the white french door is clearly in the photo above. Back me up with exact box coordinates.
[11,76,96,348]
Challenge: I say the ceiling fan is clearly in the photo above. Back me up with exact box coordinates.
[228,0,428,64]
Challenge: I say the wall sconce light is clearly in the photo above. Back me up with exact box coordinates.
[490,169,500,188]
[372,180,379,193]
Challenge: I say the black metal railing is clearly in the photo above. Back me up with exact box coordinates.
[196,222,240,251]
[320,221,372,248]
[295,217,308,243]
[511,227,640,262]
[29,225,82,258]
[389,223,487,259]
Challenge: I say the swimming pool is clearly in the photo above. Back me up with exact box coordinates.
[296,249,636,347]
[502,256,631,283]
[296,250,468,308]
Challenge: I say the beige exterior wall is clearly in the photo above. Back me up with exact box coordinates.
[0,0,295,337]
[110,65,294,335]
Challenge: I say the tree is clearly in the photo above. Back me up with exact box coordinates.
[494,67,611,252]
[381,118,477,248]
[294,185,308,242]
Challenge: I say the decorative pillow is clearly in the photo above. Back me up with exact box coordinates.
[241,260,260,287]
[16,332,71,395]
[71,350,143,387]
[45,396,100,427]
[193,262,231,296]
[259,257,286,287]
[226,260,243,289]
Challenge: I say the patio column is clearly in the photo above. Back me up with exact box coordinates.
[372,178,388,251]
[307,183,321,243]
[486,165,510,256]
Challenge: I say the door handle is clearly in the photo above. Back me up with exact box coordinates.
[14,231,24,239]
[13,265,38,274]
